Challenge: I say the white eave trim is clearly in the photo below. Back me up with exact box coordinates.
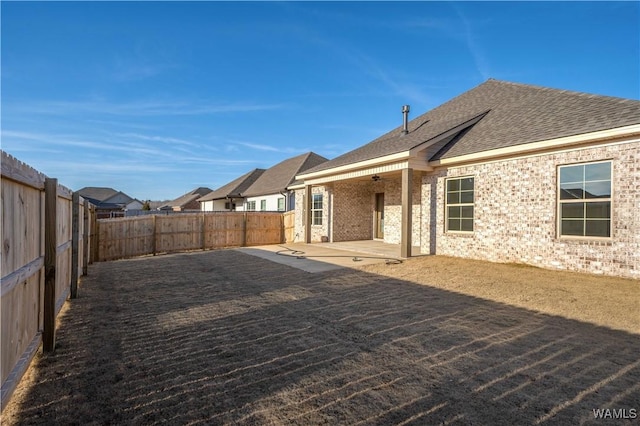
[296,151,410,181]
[430,123,640,167]
[294,157,433,186]
[303,161,411,185]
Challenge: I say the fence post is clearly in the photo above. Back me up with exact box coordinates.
[43,178,57,352]
[83,199,89,275]
[200,212,205,250]
[70,192,80,299]
[242,211,247,247]
[90,207,98,263]
[152,214,157,256]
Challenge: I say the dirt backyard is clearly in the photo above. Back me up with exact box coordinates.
[2,249,639,425]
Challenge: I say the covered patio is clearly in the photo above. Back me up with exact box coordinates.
[297,168,426,258]
[294,106,488,259]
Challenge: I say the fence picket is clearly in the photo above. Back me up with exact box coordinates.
[1,151,95,410]
[97,211,289,261]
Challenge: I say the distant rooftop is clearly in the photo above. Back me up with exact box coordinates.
[198,169,266,202]
[243,152,328,197]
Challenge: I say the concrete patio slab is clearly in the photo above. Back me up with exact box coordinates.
[236,242,404,273]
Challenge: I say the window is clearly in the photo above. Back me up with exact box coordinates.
[246,201,256,211]
[446,177,474,232]
[260,200,267,211]
[224,202,236,210]
[277,197,285,212]
[558,161,611,238]
[312,194,323,225]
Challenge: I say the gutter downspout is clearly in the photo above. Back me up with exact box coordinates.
[279,190,288,211]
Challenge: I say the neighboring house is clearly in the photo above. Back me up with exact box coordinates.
[125,199,144,211]
[293,79,640,278]
[243,152,328,212]
[148,201,169,210]
[161,187,212,212]
[198,169,265,211]
[77,186,142,218]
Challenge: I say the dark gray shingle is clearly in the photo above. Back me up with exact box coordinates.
[197,169,265,202]
[163,187,213,209]
[242,152,328,197]
[76,187,120,202]
[304,79,640,174]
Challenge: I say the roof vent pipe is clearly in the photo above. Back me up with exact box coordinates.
[402,105,410,135]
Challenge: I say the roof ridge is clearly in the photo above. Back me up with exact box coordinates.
[484,78,640,103]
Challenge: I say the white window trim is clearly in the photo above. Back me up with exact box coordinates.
[311,194,323,226]
[557,160,613,240]
[444,175,475,234]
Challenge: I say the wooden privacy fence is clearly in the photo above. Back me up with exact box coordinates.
[1,151,96,410]
[98,211,291,261]
[283,210,295,243]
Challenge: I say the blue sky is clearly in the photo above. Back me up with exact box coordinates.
[2,1,638,201]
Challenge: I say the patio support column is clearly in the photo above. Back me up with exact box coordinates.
[401,167,413,258]
[304,184,312,243]
[328,186,334,242]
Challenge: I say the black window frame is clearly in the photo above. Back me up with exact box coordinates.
[445,176,474,233]
[558,161,612,238]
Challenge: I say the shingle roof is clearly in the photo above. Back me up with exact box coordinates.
[103,191,135,205]
[304,79,640,174]
[197,169,265,202]
[243,152,328,197]
[76,187,119,202]
[164,187,212,208]
[148,200,169,210]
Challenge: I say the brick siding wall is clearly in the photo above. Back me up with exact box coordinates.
[293,189,305,242]
[424,141,639,279]
[293,186,330,243]
[375,175,422,245]
[332,181,374,242]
